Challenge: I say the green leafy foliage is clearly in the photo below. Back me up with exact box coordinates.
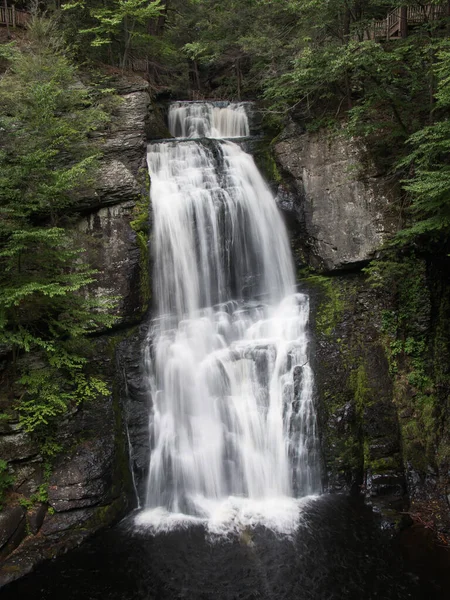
[62,0,167,71]
[0,15,117,436]
[395,41,450,241]
[0,21,109,226]
[65,0,162,46]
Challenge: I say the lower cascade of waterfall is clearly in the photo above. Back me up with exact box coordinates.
[136,102,320,534]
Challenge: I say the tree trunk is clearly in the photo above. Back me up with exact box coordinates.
[343,8,351,41]
[236,58,241,101]
[3,0,11,39]
[400,6,408,38]
[122,17,136,70]
[148,0,168,36]
[193,60,200,92]
[344,70,352,110]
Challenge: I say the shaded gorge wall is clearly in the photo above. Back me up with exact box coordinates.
[0,74,161,587]
[2,94,449,588]
[267,120,450,535]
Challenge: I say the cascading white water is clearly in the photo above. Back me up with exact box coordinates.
[137,102,320,533]
[168,101,250,139]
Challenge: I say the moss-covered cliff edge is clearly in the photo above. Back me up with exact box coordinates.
[270,123,450,540]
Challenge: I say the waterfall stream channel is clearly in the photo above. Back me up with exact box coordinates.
[137,101,320,532]
[1,103,431,600]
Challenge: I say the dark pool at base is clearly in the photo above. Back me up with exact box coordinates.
[1,495,447,600]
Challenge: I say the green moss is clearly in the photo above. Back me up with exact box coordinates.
[130,169,151,314]
[135,231,151,313]
[73,497,127,533]
[105,327,138,361]
[349,362,379,474]
[251,140,282,184]
[349,362,371,414]
[365,448,401,473]
[130,169,150,235]
[341,434,363,472]
[1,565,22,573]
[321,385,363,477]
[303,274,345,336]
[364,255,445,473]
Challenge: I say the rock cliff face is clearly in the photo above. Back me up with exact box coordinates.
[273,123,450,534]
[274,126,398,272]
[305,276,406,515]
[0,75,157,587]
[76,76,152,326]
[2,98,448,587]
[117,326,151,505]
[272,125,409,515]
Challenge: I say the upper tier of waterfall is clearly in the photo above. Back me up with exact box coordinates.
[168,101,250,139]
[137,101,320,533]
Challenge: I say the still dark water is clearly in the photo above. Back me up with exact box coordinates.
[1,496,441,600]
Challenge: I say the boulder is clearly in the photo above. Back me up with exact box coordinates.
[0,431,39,463]
[48,438,115,513]
[0,507,26,561]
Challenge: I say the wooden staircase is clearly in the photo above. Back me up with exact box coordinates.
[370,4,447,40]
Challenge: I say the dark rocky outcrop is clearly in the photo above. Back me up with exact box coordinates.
[302,259,450,535]
[304,275,406,518]
[274,127,398,272]
[0,508,26,561]
[75,75,152,327]
[273,122,449,535]
[0,74,159,588]
[78,201,143,326]
[0,334,134,588]
[117,325,152,505]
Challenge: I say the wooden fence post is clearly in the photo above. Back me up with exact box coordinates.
[400,6,407,38]
[3,0,10,38]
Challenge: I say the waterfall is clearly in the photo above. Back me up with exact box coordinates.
[168,101,250,139]
[137,102,320,533]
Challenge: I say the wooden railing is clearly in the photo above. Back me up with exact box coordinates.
[0,6,30,29]
[369,3,448,40]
